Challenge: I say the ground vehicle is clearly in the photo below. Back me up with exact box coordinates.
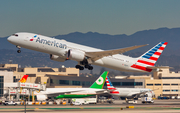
[141,97,154,103]
[126,100,137,104]
[71,101,82,106]
[72,98,97,105]
[3,101,17,106]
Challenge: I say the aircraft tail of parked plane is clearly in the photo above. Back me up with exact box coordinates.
[131,42,168,72]
[19,75,29,83]
[90,71,108,89]
[106,76,119,94]
[106,76,155,98]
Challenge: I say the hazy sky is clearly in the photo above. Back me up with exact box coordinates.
[0,0,180,37]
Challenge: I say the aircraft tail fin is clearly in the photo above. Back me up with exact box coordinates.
[19,75,29,83]
[106,76,119,94]
[90,71,108,89]
[131,42,168,72]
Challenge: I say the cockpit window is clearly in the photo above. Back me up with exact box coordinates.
[12,34,18,37]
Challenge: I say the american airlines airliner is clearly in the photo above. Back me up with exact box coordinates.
[106,76,155,99]
[7,32,167,72]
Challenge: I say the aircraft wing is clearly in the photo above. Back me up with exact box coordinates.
[131,91,151,97]
[131,89,158,97]
[93,89,109,94]
[85,44,148,62]
[35,89,85,97]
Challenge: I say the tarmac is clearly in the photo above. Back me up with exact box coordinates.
[1,99,180,113]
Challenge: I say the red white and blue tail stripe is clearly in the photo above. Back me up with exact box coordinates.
[131,42,168,72]
[106,76,119,94]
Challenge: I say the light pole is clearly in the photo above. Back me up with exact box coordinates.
[24,99,26,113]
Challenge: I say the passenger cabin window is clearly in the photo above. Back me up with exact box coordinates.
[12,34,18,37]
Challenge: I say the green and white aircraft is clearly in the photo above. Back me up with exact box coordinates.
[35,71,108,100]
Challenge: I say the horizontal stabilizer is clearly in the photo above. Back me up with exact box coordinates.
[146,66,172,69]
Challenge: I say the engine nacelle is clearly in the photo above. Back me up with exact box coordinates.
[36,95,47,101]
[50,54,66,62]
[67,49,85,61]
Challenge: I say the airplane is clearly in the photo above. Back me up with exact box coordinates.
[105,76,155,100]
[34,71,108,100]
[7,32,167,72]
[18,75,29,83]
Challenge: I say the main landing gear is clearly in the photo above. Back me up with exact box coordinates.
[75,65,84,70]
[75,65,93,70]
[75,59,93,70]
[16,46,21,53]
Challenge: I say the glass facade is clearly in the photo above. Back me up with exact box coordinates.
[171,90,178,92]
[155,84,161,86]
[38,68,55,72]
[0,76,4,97]
[112,82,121,86]
[13,76,16,82]
[163,90,170,92]
[72,81,80,85]
[59,80,69,85]
[82,81,91,86]
[163,84,170,85]
[147,84,153,86]
[112,82,143,86]
[171,84,178,85]
[50,78,143,87]
[135,82,143,86]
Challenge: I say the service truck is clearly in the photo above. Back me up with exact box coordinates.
[141,97,154,103]
[71,98,97,105]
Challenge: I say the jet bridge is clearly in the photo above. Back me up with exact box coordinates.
[5,82,46,90]
[4,82,46,101]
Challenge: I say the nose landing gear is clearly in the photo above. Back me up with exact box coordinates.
[16,46,21,53]
[17,50,21,53]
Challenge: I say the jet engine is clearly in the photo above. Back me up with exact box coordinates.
[67,49,85,61]
[50,54,66,62]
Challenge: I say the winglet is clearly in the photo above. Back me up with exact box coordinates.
[90,71,108,89]
[19,75,29,83]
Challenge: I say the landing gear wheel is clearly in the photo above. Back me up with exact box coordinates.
[85,65,89,68]
[79,66,84,70]
[88,66,93,70]
[75,65,80,69]
[17,50,21,53]
[75,65,84,70]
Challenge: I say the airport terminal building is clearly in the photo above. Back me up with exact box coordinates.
[0,63,180,98]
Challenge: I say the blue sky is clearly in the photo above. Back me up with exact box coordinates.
[0,0,180,37]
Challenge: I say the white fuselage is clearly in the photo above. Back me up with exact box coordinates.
[7,32,143,72]
[111,88,154,97]
[35,88,106,100]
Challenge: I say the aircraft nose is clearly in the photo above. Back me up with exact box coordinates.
[7,34,19,42]
[7,36,12,42]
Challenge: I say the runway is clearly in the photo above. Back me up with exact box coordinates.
[1,99,180,113]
